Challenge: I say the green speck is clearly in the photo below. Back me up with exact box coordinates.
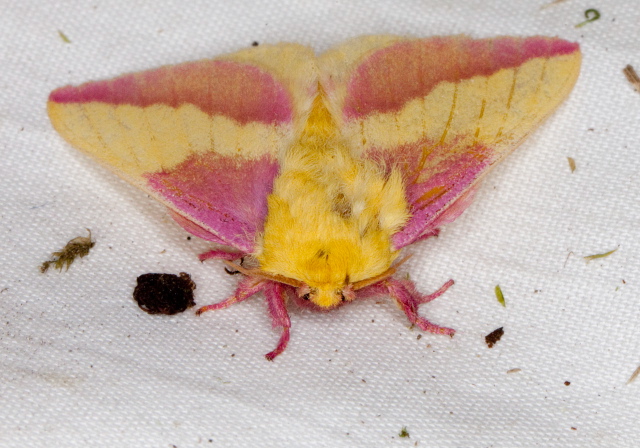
[399,427,410,438]
[495,285,506,307]
[584,248,618,262]
[58,30,71,43]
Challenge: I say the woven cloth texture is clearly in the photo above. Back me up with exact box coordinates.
[1,1,638,446]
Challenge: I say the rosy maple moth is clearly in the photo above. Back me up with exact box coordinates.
[47,35,581,360]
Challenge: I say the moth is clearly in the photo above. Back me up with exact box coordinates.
[48,35,581,359]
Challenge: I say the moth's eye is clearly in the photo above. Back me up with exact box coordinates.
[340,292,346,302]
[302,293,310,301]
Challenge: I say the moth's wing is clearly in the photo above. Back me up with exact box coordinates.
[48,44,318,253]
[319,35,581,249]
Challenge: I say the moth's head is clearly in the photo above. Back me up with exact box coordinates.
[297,283,356,309]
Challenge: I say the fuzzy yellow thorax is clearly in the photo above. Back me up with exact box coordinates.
[255,95,410,308]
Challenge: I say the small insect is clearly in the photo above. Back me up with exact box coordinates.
[47,35,581,359]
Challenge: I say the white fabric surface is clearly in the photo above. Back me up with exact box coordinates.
[1,1,639,446]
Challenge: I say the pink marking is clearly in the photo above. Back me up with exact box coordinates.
[411,228,440,244]
[406,184,479,247]
[49,60,292,125]
[169,210,235,247]
[420,184,478,231]
[399,147,489,248]
[344,36,579,119]
[198,249,245,262]
[147,153,279,253]
[365,138,491,249]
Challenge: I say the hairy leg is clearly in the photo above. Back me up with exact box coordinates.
[196,278,292,360]
[384,278,455,335]
[263,282,291,361]
[196,276,265,314]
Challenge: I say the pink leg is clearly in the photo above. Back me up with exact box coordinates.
[196,276,265,314]
[385,278,455,336]
[263,282,291,361]
[418,279,454,303]
[198,249,245,262]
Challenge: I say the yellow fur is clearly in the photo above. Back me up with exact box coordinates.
[255,95,410,308]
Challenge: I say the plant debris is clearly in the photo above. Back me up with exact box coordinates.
[623,65,640,93]
[58,30,71,43]
[584,248,618,262]
[40,229,94,272]
[575,8,600,28]
[133,272,196,315]
[627,364,640,385]
[567,157,576,172]
[398,427,410,438]
[485,327,504,348]
[495,285,506,307]
[541,0,569,8]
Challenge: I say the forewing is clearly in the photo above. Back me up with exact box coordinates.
[319,35,581,248]
[48,44,318,252]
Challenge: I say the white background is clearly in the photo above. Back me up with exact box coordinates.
[1,0,639,446]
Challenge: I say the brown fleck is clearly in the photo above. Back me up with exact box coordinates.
[623,65,640,92]
[332,192,352,218]
[485,327,504,348]
[627,364,640,384]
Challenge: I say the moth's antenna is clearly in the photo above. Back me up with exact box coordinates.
[223,260,303,288]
